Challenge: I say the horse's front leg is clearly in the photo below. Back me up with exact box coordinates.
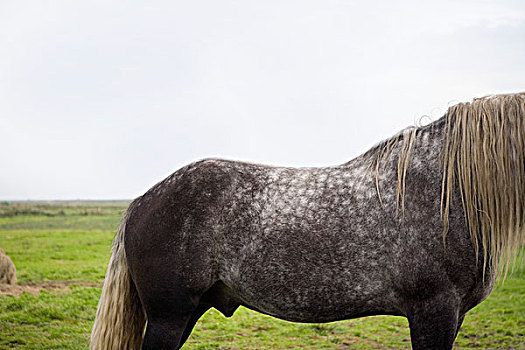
[406,296,461,350]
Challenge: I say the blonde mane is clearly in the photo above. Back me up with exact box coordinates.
[442,92,525,281]
[370,127,417,214]
[373,92,525,281]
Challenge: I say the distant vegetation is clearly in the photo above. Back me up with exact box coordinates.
[0,201,129,218]
[0,201,523,349]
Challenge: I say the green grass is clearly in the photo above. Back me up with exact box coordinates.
[1,230,113,282]
[1,287,100,349]
[0,202,524,349]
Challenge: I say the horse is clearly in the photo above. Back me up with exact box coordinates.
[0,248,17,285]
[91,92,525,350]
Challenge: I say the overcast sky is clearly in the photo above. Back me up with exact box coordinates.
[1,0,524,200]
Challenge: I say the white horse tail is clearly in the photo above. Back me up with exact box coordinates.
[91,200,146,350]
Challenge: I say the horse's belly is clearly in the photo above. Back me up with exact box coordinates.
[242,284,393,323]
[224,261,398,323]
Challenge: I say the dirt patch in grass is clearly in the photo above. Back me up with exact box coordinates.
[0,281,102,296]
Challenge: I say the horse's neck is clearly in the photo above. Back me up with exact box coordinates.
[357,119,446,215]
[410,121,445,169]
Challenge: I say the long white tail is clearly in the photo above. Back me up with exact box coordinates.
[91,201,146,349]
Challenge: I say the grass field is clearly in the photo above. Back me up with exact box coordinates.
[0,201,523,349]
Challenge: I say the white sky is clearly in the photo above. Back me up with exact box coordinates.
[1,0,524,200]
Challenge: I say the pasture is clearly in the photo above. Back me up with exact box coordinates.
[0,201,523,349]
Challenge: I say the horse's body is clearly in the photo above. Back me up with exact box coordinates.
[91,93,524,350]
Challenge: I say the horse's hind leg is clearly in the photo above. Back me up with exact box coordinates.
[455,314,465,339]
[178,303,211,347]
[407,301,460,350]
[142,320,186,350]
[141,292,201,350]
[177,281,241,347]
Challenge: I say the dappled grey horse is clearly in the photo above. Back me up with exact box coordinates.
[91,92,525,349]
